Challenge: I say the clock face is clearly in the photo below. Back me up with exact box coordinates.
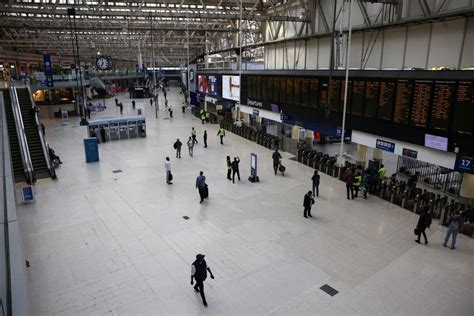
[96,56,112,70]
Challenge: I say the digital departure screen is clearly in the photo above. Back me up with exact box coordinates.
[394,80,413,125]
[301,78,309,107]
[364,81,380,118]
[273,77,279,102]
[294,78,301,106]
[352,80,365,116]
[378,81,395,121]
[286,78,294,104]
[262,76,268,100]
[266,77,273,101]
[256,76,262,99]
[247,76,254,99]
[410,80,432,128]
[310,78,319,108]
[430,81,455,131]
[329,80,341,112]
[279,77,286,104]
[453,82,474,135]
[319,81,329,110]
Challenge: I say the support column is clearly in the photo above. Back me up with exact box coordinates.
[373,148,383,162]
[356,144,368,168]
[460,173,474,199]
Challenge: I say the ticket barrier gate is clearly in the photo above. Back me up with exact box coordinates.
[119,122,128,139]
[109,123,119,141]
[87,116,146,142]
[128,121,138,138]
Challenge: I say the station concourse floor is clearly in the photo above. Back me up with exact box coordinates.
[17,89,473,316]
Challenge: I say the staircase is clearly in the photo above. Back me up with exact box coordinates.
[2,89,26,183]
[15,88,50,180]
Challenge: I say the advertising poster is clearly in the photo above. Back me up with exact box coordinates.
[208,75,218,96]
[198,75,208,93]
[43,53,54,87]
[222,75,240,101]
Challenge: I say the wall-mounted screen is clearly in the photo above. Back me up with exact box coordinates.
[294,78,301,106]
[329,80,341,112]
[267,77,273,101]
[279,77,287,104]
[262,77,268,100]
[208,75,218,96]
[256,76,262,99]
[271,104,279,113]
[378,81,395,121]
[222,75,240,101]
[310,78,319,108]
[410,80,432,128]
[301,78,309,107]
[352,81,365,116]
[394,80,412,125]
[198,75,208,93]
[425,133,448,151]
[430,81,455,131]
[364,81,380,118]
[453,82,474,135]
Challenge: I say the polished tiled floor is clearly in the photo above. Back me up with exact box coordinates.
[17,88,474,315]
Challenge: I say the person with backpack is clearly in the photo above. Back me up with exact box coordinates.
[232,156,241,183]
[174,138,182,159]
[272,149,282,175]
[303,191,315,218]
[311,170,320,197]
[190,254,214,307]
[226,156,232,180]
[415,206,432,244]
[443,209,464,249]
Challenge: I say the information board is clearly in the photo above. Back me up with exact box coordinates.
[256,76,262,99]
[301,78,310,107]
[310,78,319,108]
[454,155,474,174]
[262,77,268,100]
[453,81,474,135]
[279,77,287,104]
[394,80,413,124]
[319,81,329,111]
[266,77,273,101]
[410,80,432,128]
[286,78,294,104]
[377,81,396,121]
[429,81,455,131]
[351,81,365,116]
[329,80,341,112]
[294,78,301,106]
[273,76,280,102]
[364,81,380,118]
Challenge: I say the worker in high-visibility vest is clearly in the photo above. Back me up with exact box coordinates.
[201,111,206,124]
[353,173,362,198]
[217,127,225,145]
[205,111,210,123]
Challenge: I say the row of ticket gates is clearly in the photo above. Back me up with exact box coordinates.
[296,148,473,237]
[223,121,281,150]
[87,116,147,141]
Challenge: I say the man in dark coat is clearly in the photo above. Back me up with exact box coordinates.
[345,169,355,200]
[311,170,320,197]
[191,254,214,307]
[232,157,240,183]
[272,149,282,175]
[303,191,315,218]
[415,206,432,244]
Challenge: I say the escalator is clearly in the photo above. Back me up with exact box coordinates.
[2,88,26,183]
[15,88,52,180]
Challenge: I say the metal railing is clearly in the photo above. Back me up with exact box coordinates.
[7,78,34,184]
[26,79,56,179]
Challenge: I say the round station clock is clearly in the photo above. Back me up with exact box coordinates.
[96,56,112,70]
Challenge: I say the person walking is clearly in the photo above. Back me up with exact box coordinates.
[100,126,107,143]
[119,102,123,115]
[114,98,118,106]
[311,170,320,197]
[353,172,362,198]
[187,137,194,157]
[150,98,153,107]
[415,206,432,244]
[362,169,371,199]
[205,111,210,123]
[201,111,206,124]
[217,127,225,145]
[191,254,214,307]
[196,171,207,203]
[132,100,136,109]
[303,191,315,218]
[191,127,198,145]
[164,157,172,185]
[226,156,232,180]
[345,169,355,200]
[232,156,241,183]
[203,130,208,148]
[443,209,464,249]
[168,107,173,118]
[174,138,182,159]
[272,149,282,175]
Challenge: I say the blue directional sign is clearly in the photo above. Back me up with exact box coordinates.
[376,139,395,153]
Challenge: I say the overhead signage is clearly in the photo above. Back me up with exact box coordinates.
[43,53,54,87]
[402,148,418,159]
[376,139,395,153]
[424,133,448,151]
[454,156,474,174]
[247,99,263,108]
[252,109,259,117]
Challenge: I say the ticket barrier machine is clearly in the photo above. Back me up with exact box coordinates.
[88,116,146,142]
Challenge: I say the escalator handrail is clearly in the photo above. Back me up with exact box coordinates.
[7,78,34,183]
[26,79,56,178]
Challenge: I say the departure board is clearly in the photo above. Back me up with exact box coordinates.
[301,78,310,107]
[294,78,301,106]
[394,80,413,124]
[256,76,262,99]
[453,82,474,135]
[429,81,455,131]
[310,78,319,108]
[263,77,269,100]
[279,77,287,103]
[329,80,341,112]
[319,81,329,110]
[364,81,380,118]
[247,76,253,99]
[267,77,273,100]
[378,81,396,121]
[273,77,279,102]
[286,78,294,104]
[352,81,365,116]
[410,81,432,128]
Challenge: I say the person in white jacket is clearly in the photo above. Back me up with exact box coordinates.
[164,157,172,184]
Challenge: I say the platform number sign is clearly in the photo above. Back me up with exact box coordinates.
[454,156,474,174]
[376,139,395,153]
